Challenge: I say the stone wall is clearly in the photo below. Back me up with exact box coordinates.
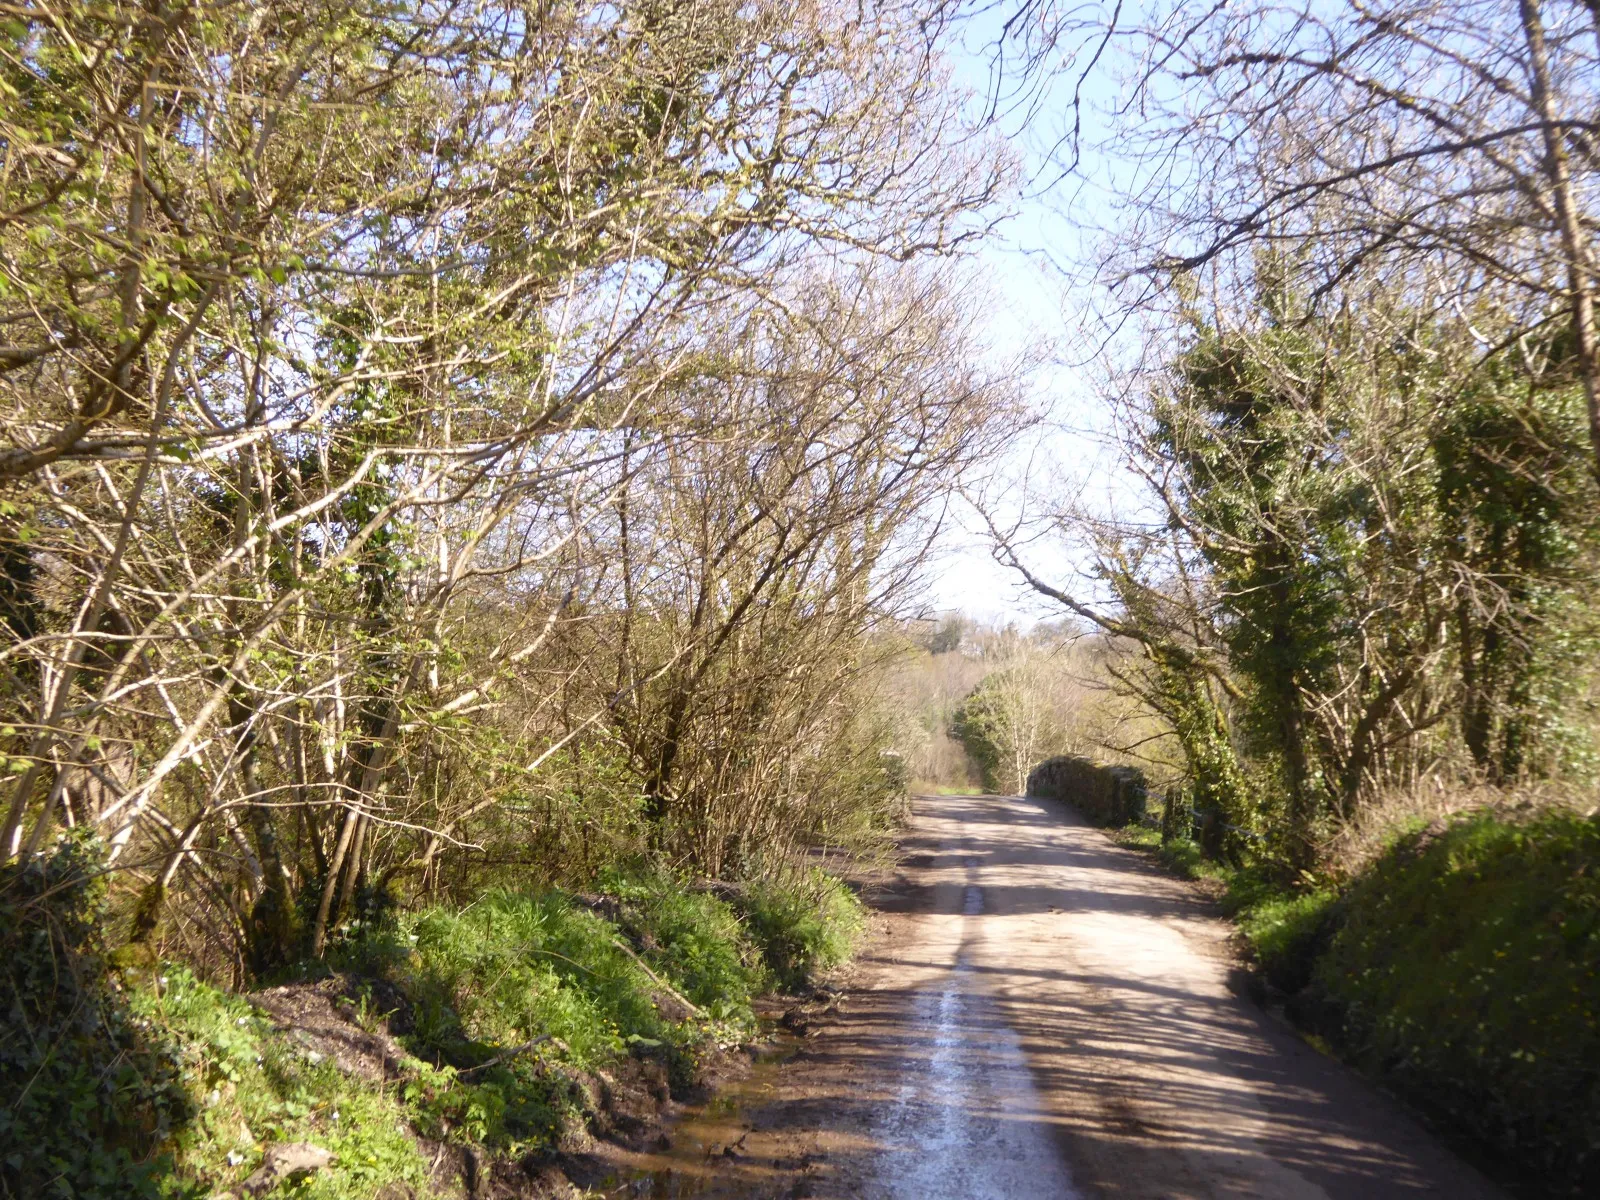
[1025,755,1148,826]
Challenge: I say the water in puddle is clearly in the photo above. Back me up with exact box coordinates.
[596,1038,799,1198]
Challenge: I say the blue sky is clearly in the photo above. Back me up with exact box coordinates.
[917,11,1132,626]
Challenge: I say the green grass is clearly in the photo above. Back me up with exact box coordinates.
[1236,889,1339,994]
[1117,826,1212,879]
[135,968,431,1199]
[139,880,773,1194]
[596,869,766,1020]
[5,856,872,1198]
[396,890,687,1067]
[738,869,865,990]
[339,879,772,1143]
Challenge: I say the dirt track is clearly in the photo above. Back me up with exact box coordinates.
[599,792,1505,1199]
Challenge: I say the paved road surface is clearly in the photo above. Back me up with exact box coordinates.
[605,792,1504,1199]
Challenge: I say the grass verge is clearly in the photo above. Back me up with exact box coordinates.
[3,857,866,1200]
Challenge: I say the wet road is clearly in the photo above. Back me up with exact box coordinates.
[862,865,1079,1198]
[605,793,1505,1199]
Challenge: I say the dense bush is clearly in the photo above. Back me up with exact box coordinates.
[1312,811,1600,1193]
[0,835,192,1200]
[740,870,865,990]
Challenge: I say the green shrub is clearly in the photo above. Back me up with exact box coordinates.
[741,870,865,990]
[0,834,192,1200]
[1156,835,1208,878]
[597,870,765,1020]
[950,680,1005,792]
[1238,889,1338,995]
[1315,811,1600,1194]
[139,966,430,1199]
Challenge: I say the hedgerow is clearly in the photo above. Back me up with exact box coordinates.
[1313,811,1600,1193]
[0,834,191,1200]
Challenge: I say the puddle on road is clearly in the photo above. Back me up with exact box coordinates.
[594,1037,803,1199]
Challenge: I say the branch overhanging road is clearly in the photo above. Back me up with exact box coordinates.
[606,793,1505,1199]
